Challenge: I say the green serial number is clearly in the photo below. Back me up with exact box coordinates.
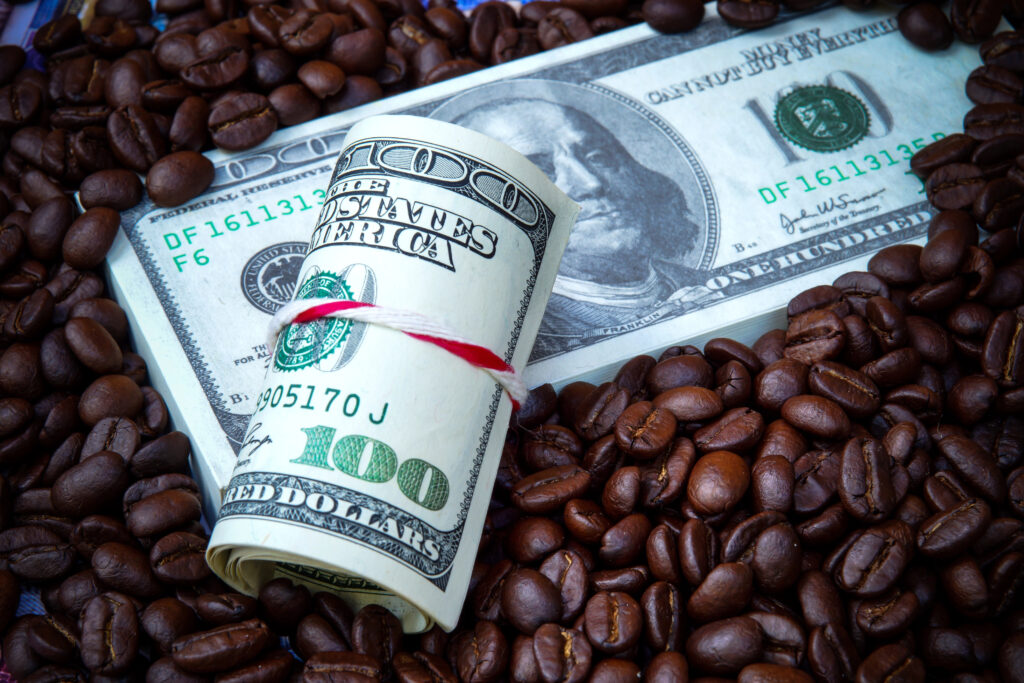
[161,190,326,272]
[254,383,388,425]
[758,132,946,206]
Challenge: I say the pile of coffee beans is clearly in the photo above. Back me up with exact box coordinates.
[0,0,1023,677]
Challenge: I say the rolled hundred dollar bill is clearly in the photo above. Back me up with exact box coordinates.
[207,114,578,632]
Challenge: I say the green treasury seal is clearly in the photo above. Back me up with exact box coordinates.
[774,85,870,153]
[275,270,354,371]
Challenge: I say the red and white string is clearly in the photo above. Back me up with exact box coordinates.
[268,299,527,411]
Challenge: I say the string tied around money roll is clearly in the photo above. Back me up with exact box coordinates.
[269,299,528,411]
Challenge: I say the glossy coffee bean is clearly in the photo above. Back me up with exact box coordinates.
[146,151,214,207]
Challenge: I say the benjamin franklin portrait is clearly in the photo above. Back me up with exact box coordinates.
[431,80,719,360]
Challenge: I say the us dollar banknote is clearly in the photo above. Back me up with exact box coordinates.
[106,4,982,520]
[205,115,577,632]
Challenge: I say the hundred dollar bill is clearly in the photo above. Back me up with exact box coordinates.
[206,115,577,632]
[107,4,982,520]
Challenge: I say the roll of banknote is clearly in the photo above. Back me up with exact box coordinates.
[206,114,578,632]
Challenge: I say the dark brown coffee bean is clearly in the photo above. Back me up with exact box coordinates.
[838,436,898,522]
[80,592,139,674]
[173,618,270,673]
[642,0,704,32]
[107,104,165,173]
[145,150,214,207]
[785,310,846,364]
[653,385,723,422]
[644,651,688,682]
[936,435,1007,502]
[501,568,561,634]
[686,615,764,675]
[70,514,133,560]
[51,451,130,517]
[531,623,590,683]
[278,11,333,56]
[808,622,860,682]
[564,498,610,544]
[898,2,954,50]
[601,466,639,519]
[79,375,144,425]
[678,517,719,586]
[150,531,210,584]
[598,513,650,567]
[951,0,1004,43]
[965,103,1024,140]
[92,541,162,598]
[613,401,675,459]
[830,521,913,598]
[538,549,588,622]
[208,92,277,151]
[583,591,641,654]
[512,465,590,514]
[645,524,680,583]
[295,613,347,659]
[64,316,122,375]
[129,431,190,478]
[917,497,990,558]
[303,651,381,681]
[62,207,119,270]
[856,643,925,683]
[326,27,386,75]
[688,450,750,515]
[454,620,508,683]
[687,561,753,623]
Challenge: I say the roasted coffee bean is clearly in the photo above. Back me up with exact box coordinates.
[531,623,591,682]
[601,465,639,519]
[295,613,347,659]
[107,105,165,173]
[951,0,1004,43]
[78,374,144,425]
[686,616,765,675]
[613,402,675,459]
[830,520,913,598]
[838,436,898,522]
[688,562,753,623]
[538,549,588,622]
[936,436,1006,504]
[79,592,139,674]
[642,0,704,33]
[653,385,723,421]
[51,451,130,517]
[856,643,926,683]
[208,92,277,151]
[92,541,162,598]
[718,0,779,28]
[786,310,846,364]
[687,450,750,515]
[678,517,719,585]
[146,151,214,207]
[150,531,210,584]
[598,512,650,567]
[62,207,119,270]
[898,3,954,50]
[454,620,508,683]
[172,618,270,673]
[583,591,641,654]
[512,465,590,513]
[70,514,134,560]
[500,568,560,634]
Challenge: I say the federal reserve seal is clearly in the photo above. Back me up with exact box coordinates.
[241,242,307,314]
[774,85,870,153]
[275,270,355,371]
